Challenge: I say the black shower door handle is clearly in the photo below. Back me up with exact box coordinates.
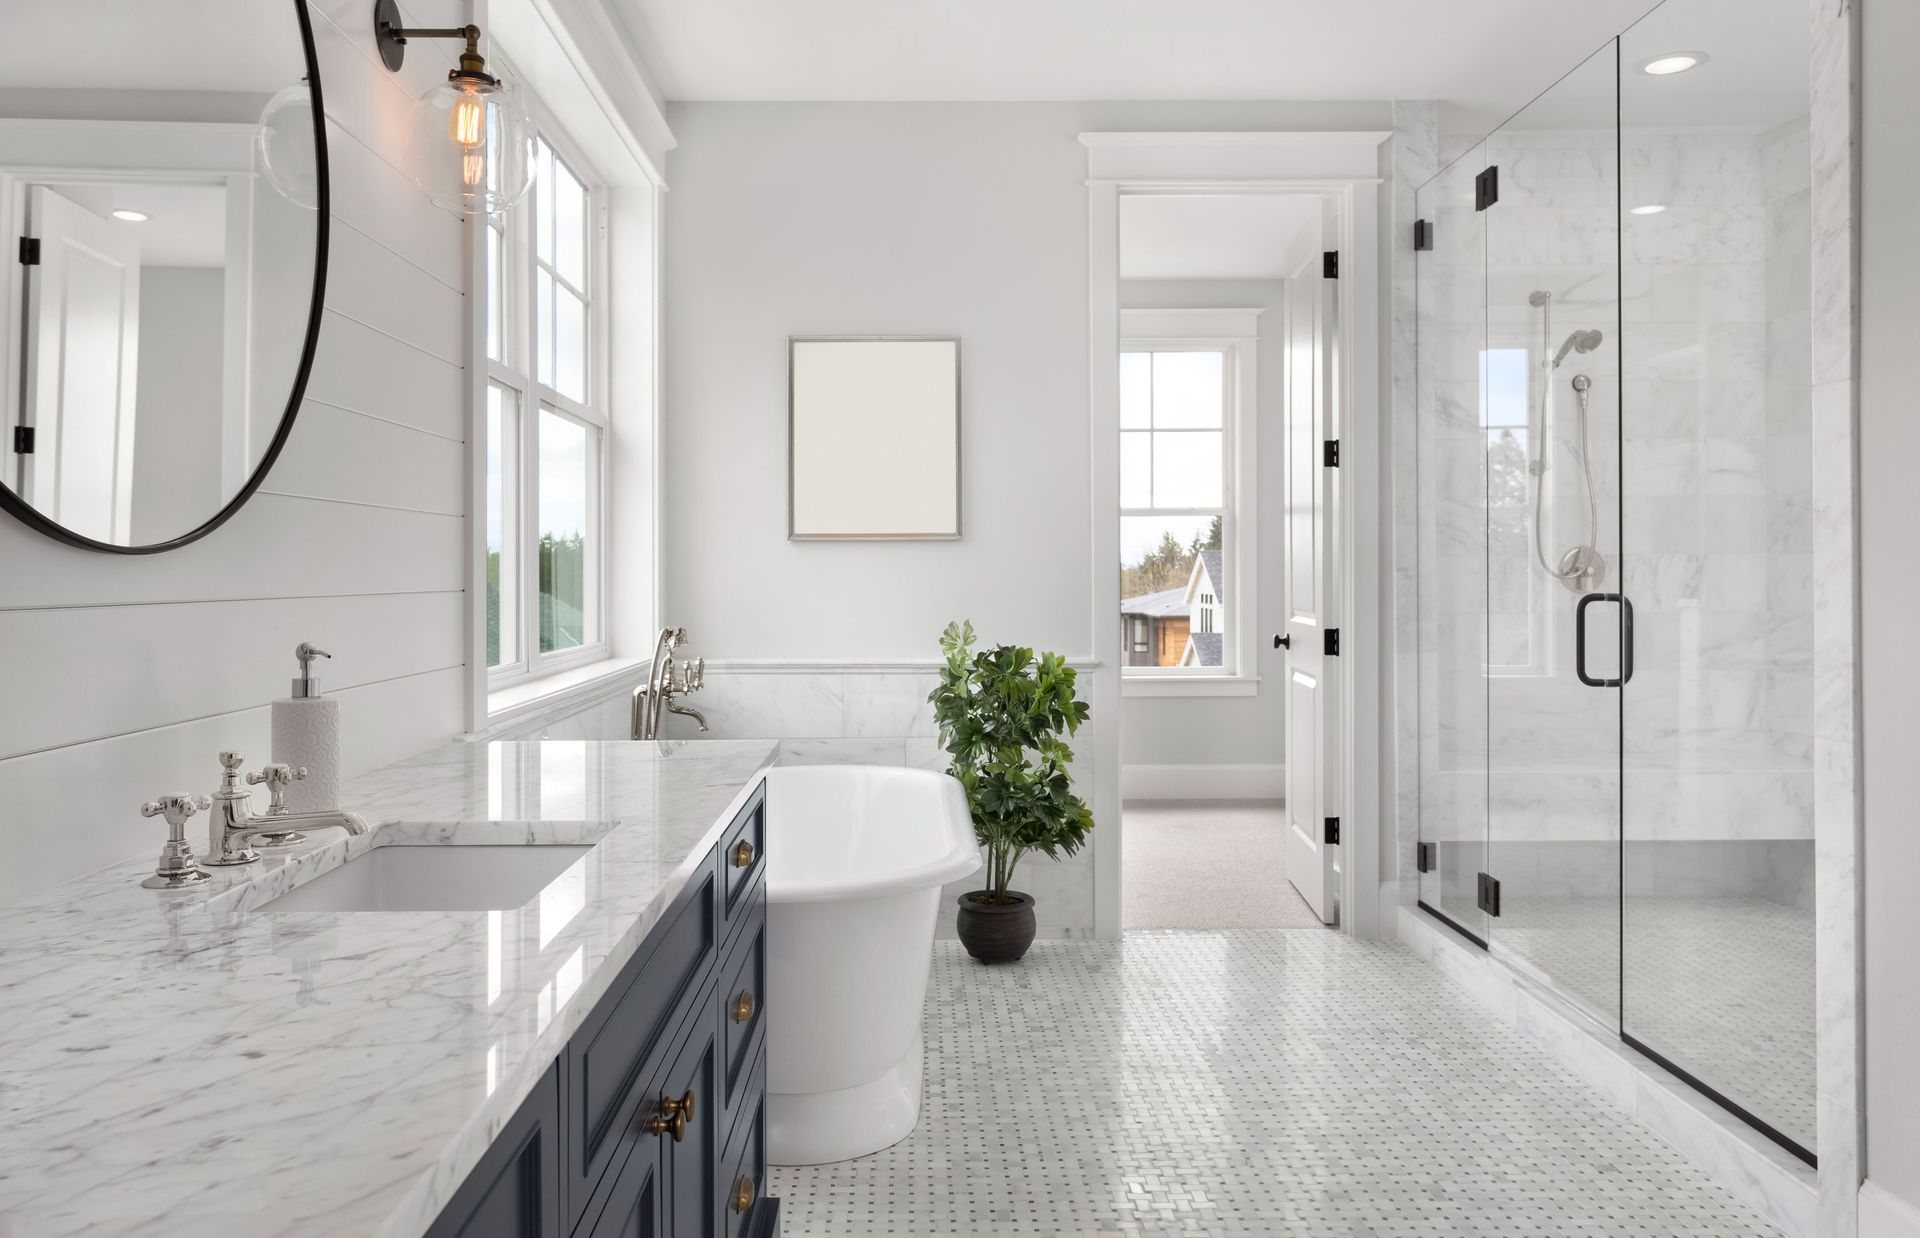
[1575,592,1633,687]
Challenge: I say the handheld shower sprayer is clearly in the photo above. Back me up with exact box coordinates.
[1526,290,1606,592]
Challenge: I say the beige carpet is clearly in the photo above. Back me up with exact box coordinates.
[1122,799,1328,930]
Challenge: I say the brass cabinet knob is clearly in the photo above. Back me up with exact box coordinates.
[731,1174,757,1215]
[731,990,756,1024]
[731,840,755,868]
[643,1089,696,1142]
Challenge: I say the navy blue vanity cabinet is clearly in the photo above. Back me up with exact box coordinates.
[565,852,720,1232]
[423,1064,562,1238]
[427,782,776,1238]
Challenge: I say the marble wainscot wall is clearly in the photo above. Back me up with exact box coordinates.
[518,663,1101,937]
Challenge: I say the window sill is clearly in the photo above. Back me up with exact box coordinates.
[1121,675,1259,699]
[482,656,651,735]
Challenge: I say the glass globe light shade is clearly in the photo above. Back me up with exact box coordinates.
[255,82,321,210]
[408,71,534,217]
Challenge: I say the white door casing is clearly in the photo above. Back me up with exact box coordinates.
[1083,131,1388,939]
[22,184,142,543]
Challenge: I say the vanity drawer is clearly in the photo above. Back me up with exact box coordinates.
[716,893,767,1140]
[719,783,767,939]
[565,849,719,1232]
[717,1048,768,1238]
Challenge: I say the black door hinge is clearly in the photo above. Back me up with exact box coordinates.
[12,427,34,454]
[1476,872,1502,917]
[1413,218,1432,250]
[1417,841,1436,873]
[1474,165,1499,211]
[1324,817,1341,846]
[18,237,40,265]
[1322,250,1338,279]
[1324,627,1340,657]
[1323,439,1340,468]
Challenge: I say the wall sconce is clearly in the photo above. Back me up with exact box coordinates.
[374,0,533,216]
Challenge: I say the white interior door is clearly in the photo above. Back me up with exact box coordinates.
[23,184,142,542]
[1281,244,1342,924]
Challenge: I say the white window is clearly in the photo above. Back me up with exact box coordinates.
[486,100,609,685]
[1481,345,1551,678]
[1119,311,1259,695]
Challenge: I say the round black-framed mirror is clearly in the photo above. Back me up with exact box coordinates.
[0,0,329,554]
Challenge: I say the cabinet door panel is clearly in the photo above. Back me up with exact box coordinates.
[584,1140,661,1238]
[424,1064,559,1238]
[660,1001,721,1237]
[567,851,718,1229]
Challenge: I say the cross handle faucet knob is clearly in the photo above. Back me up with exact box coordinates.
[246,763,309,814]
[141,794,212,830]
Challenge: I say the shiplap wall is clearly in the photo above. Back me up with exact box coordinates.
[0,0,472,905]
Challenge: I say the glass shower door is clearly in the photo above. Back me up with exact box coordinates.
[1482,43,1624,1024]
[1414,146,1491,941]
[1617,0,1817,1161]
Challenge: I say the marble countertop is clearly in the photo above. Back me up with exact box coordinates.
[0,738,778,1238]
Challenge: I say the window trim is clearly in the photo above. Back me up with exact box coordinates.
[1118,314,1261,696]
[486,77,614,691]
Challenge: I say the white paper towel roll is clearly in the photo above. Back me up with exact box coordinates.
[272,695,341,814]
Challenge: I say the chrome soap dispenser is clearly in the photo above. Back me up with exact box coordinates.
[271,642,340,820]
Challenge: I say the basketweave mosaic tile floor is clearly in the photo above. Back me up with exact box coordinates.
[1494,894,1816,1151]
[769,933,1780,1237]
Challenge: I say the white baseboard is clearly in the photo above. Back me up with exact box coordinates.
[1122,762,1283,801]
[1864,1182,1920,1238]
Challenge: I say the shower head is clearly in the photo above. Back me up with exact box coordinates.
[1528,290,1552,307]
[1551,328,1604,368]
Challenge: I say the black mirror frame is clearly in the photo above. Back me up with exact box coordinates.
[0,0,330,555]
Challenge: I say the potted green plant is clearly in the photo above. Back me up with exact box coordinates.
[929,620,1093,964]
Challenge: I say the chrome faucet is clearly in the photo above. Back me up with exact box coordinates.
[205,751,368,867]
[631,627,708,739]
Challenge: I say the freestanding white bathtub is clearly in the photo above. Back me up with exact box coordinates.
[764,763,981,1164]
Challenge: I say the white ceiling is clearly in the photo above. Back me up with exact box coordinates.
[616,0,1663,111]
[1120,196,1321,282]
[45,183,229,268]
[0,1,305,95]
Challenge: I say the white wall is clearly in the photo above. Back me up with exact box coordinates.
[1117,279,1287,773]
[1859,0,1920,1216]
[131,266,225,543]
[0,0,471,905]
[661,101,1392,932]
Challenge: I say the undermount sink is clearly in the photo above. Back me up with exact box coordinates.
[262,844,594,913]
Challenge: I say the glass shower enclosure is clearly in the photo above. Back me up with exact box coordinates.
[1412,0,1815,1163]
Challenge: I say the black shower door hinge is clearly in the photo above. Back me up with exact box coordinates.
[1414,218,1432,250]
[1475,165,1499,211]
[1476,872,1502,917]
[1417,841,1436,873]
[1324,817,1341,846]
[1323,627,1340,657]
[1322,250,1339,279]
[12,427,34,454]
[18,236,39,265]
[1323,439,1340,468]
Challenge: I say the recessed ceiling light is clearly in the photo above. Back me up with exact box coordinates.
[1639,51,1707,76]
[1629,204,1667,215]
[110,209,149,222]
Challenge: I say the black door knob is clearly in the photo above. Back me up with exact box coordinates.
[1274,633,1291,650]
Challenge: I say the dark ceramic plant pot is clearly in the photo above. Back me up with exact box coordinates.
[956,890,1037,964]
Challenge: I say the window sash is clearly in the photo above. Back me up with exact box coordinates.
[486,84,612,689]
[1119,339,1244,679]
